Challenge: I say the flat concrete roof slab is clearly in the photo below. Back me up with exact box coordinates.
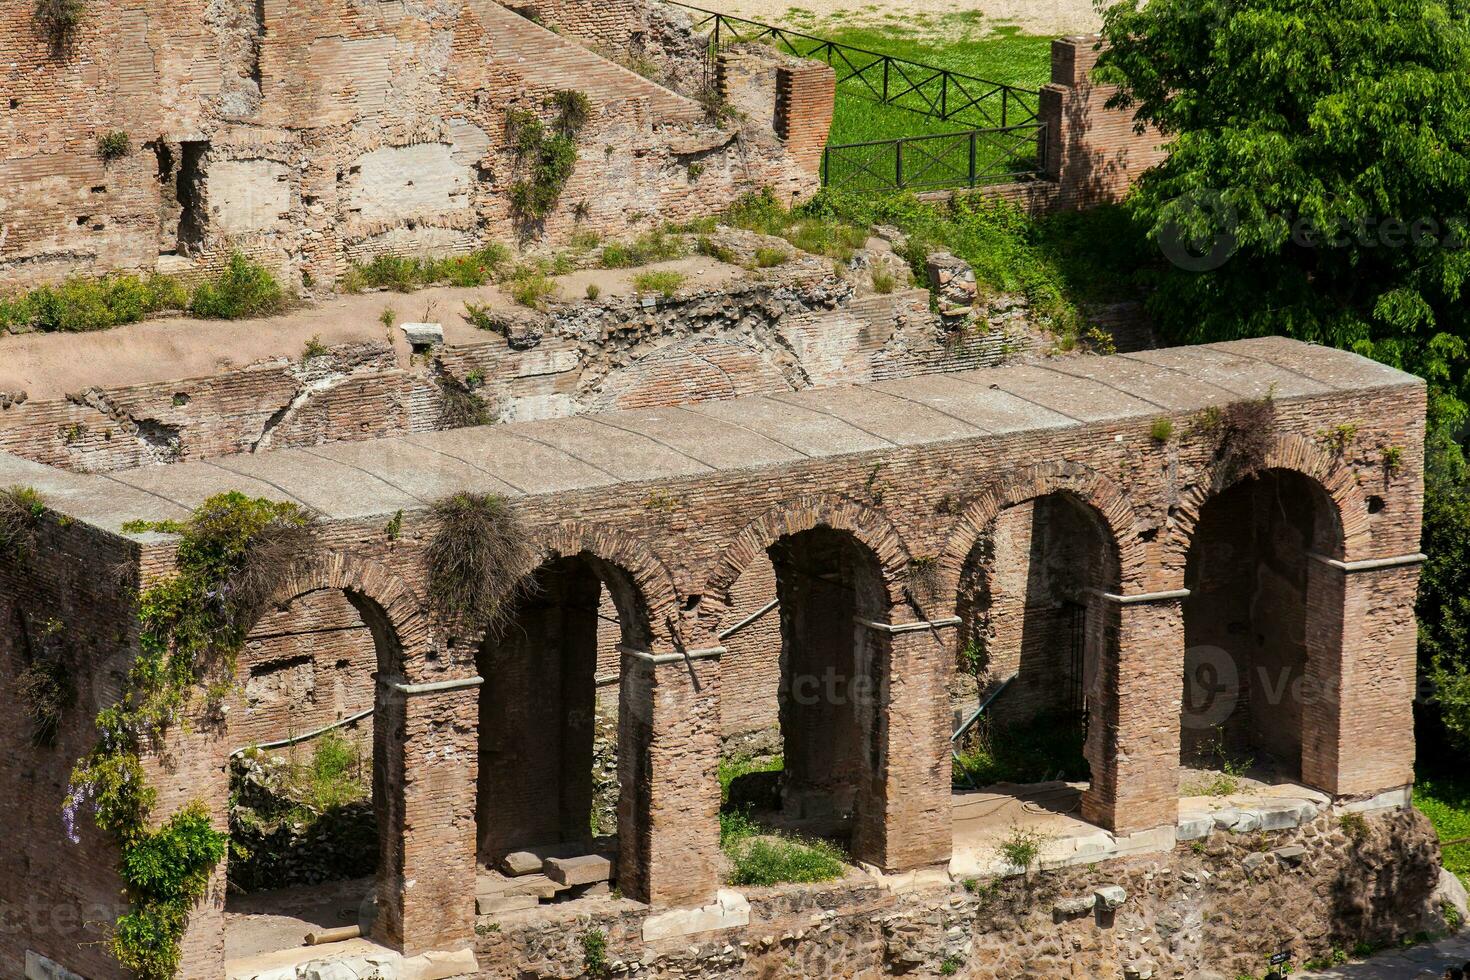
[1034,357,1236,412]
[520,416,713,482]
[769,386,983,446]
[685,396,892,458]
[977,364,1161,422]
[870,374,1076,434]
[1124,344,1329,400]
[300,439,496,503]
[409,427,618,495]
[205,452,424,518]
[598,407,807,471]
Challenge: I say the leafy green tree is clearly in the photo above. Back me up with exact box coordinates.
[1097,0,1470,751]
[1098,0,1470,428]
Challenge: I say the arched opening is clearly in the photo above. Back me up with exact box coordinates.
[1181,469,1341,789]
[475,553,649,911]
[950,493,1120,870]
[223,586,400,962]
[720,527,887,845]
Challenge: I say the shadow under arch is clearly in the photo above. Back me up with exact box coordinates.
[234,551,434,951]
[474,533,660,896]
[1178,465,1346,785]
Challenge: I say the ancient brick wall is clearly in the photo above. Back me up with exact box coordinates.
[1039,35,1170,209]
[0,0,820,290]
[775,62,837,176]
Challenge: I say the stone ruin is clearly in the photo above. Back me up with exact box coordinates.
[0,3,1456,980]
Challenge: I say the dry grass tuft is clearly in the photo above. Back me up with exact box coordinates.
[427,493,538,634]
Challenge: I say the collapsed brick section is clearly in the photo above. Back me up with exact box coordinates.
[0,0,821,290]
[0,337,1428,978]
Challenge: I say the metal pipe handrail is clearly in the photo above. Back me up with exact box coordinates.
[952,672,1018,745]
[718,598,780,641]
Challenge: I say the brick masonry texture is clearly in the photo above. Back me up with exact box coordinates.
[0,336,1430,977]
[0,0,818,290]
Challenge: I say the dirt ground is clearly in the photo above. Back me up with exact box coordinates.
[689,0,1104,37]
[0,256,741,401]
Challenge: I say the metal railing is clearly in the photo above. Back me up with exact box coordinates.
[666,2,1041,130]
[822,124,1047,193]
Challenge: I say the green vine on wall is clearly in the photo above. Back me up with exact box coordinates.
[68,492,318,979]
[507,90,593,224]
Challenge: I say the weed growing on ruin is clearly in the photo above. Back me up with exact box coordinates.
[68,492,317,979]
[378,307,397,331]
[189,252,287,320]
[718,753,784,805]
[96,130,131,161]
[1320,422,1359,456]
[1209,396,1277,487]
[0,485,47,559]
[631,270,686,297]
[585,283,602,300]
[696,237,738,265]
[952,713,1088,788]
[16,615,72,747]
[581,928,609,976]
[1150,418,1175,443]
[1338,811,1370,843]
[507,90,593,224]
[33,0,85,52]
[1182,734,1253,796]
[425,492,537,634]
[871,267,897,293]
[508,268,559,309]
[995,824,1050,878]
[600,229,686,268]
[1381,444,1405,477]
[385,510,403,541]
[753,246,789,268]
[696,82,742,126]
[939,955,964,975]
[0,272,187,333]
[302,335,329,359]
[340,245,511,294]
[437,377,494,429]
[719,808,845,886]
[905,555,941,602]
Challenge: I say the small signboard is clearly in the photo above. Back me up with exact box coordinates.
[1269,952,1291,966]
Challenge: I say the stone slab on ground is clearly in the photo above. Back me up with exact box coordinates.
[544,854,613,886]
[642,889,751,942]
[477,892,538,915]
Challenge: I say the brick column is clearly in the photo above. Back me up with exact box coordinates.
[1039,36,1169,208]
[1300,557,1421,796]
[617,646,722,908]
[851,617,952,872]
[775,62,836,176]
[1083,593,1184,835]
[374,675,479,954]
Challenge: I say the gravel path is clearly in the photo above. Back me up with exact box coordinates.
[1298,934,1470,979]
[683,0,1104,37]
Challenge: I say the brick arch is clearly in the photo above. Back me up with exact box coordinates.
[1162,433,1365,587]
[263,550,434,681]
[536,520,681,646]
[936,461,1149,600]
[702,493,909,626]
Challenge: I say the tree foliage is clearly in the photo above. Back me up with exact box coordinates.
[1098,0,1470,753]
[1099,0,1470,428]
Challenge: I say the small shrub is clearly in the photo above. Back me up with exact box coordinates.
[385,509,403,541]
[687,161,705,181]
[34,0,85,52]
[508,92,592,224]
[1382,444,1405,476]
[1321,422,1359,456]
[600,229,685,268]
[425,492,537,633]
[753,246,788,268]
[437,378,494,429]
[939,955,964,976]
[1150,418,1175,443]
[905,555,940,600]
[378,307,396,330]
[0,486,47,558]
[871,267,897,293]
[1,272,186,333]
[585,283,602,300]
[302,335,329,359]
[1339,811,1369,842]
[462,301,499,332]
[189,252,287,320]
[696,82,741,125]
[341,245,510,294]
[509,269,558,309]
[697,237,738,265]
[995,824,1049,877]
[581,928,609,976]
[1214,396,1276,484]
[97,130,131,161]
[631,270,686,297]
[16,617,71,747]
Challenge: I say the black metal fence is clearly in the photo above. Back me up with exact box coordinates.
[666,2,1041,130]
[821,124,1047,193]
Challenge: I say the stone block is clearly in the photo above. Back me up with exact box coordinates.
[641,889,751,942]
[1271,845,1307,866]
[401,322,445,348]
[1094,885,1127,910]
[544,853,613,886]
[1241,852,1268,874]
[1255,800,1317,831]
[500,851,546,876]
[1053,894,1097,919]
[476,892,538,915]
[1177,814,1215,841]
[401,948,481,980]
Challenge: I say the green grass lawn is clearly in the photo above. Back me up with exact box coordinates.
[1415,770,1470,886]
[775,13,1055,147]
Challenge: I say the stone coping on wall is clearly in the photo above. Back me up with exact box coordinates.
[0,336,1420,536]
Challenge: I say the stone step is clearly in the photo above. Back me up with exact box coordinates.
[544,854,612,887]
[478,872,563,901]
[476,891,538,916]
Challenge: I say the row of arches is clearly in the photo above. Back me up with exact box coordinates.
[217,454,1361,959]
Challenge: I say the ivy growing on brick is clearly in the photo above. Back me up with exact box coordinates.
[68,492,318,979]
[507,90,593,224]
